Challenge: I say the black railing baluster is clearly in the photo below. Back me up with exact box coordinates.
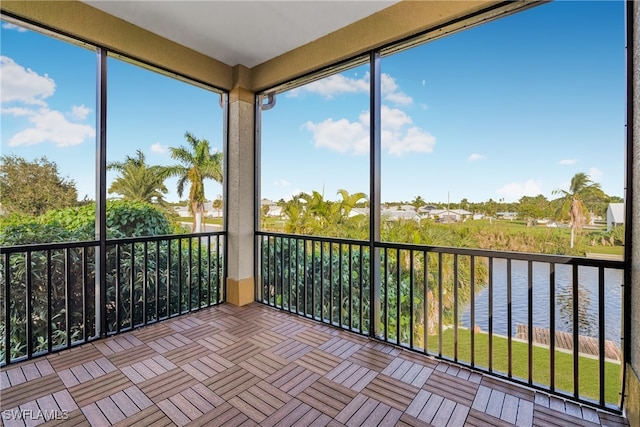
[339,243,344,327]
[178,239,183,314]
[550,263,556,392]
[116,244,121,333]
[470,256,475,367]
[423,250,428,354]
[197,236,202,309]
[396,248,401,346]
[488,257,493,372]
[409,250,414,349]
[288,238,293,312]
[303,239,308,317]
[453,254,458,361]
[349,245,360,330]
[155,240,160,321]
[187,238,192,311]
[599,266,605,407]
[26,251,33,359]
[312,241,316,319]
[143,242,148,325]
[166,238,172,318]
[329,242,334,323]
[507,259,512,377]
[47,250,53,354]
[528,260,533,385]
[295,238,300,313]
[438,252,443,358]
[573,264,580,399]
[65,248,71,347]
[320,241,324,320]
[384,248,388,341]
[359,244,364,333]
[83,247,89,340]
[130,243,135,328]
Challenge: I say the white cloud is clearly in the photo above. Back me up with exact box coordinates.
[288,72,413,106]
[589,167,603,182]
[422,80,426,87]
[275,179,290,187]
[1,56,55,106]
[303,118,369,155]
[2,23,27,32]
[381,73,412,106]
[8,108,95,147]
[559,159,577,165]
[304,105,435,157]
[385,126,435,156]
[150,142,168,154]
[2,107,34,116]
[289,74,368,99]
[2,56,95,148]
[496,179,543,202]
[69,104,91,120]
[468,154,486,162]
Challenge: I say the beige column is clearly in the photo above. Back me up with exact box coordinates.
[627,1,640,426]
[226,65,256,306]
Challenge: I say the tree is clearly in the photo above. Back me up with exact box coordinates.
[552,172,602,248]
[0,155,78,216]
[411,195,426,211]
[162,132,223,232]
[107,150,168,205]
[337,189,368,218]
[518,194,551,225]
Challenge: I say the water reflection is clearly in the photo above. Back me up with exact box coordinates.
[460,259,622,344]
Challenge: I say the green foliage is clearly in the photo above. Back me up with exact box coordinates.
[0,155,79,216]
[107,150,169,205]
[1,200,174,246]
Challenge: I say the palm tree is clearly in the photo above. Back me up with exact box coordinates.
[552,172,602,248]
[162,132,223,232]
[336,189,368,218]
[107,149,168,205]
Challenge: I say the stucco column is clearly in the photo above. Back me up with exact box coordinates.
[627,1,639,425]
[226,65,256,306]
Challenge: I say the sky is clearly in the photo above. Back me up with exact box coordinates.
[1,1,626,207]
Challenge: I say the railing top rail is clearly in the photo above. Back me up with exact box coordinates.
[256,230,368,247]
[256,231,625,269]
[374,240,625,268]
[1,230,227,254]
[1,239,100,254]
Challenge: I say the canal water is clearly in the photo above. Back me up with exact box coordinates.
[460,259,623,345]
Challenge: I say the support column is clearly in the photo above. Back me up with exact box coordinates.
[226,65,256,306]
[626,1,639,425]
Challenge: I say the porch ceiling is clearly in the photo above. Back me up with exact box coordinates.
[82,0,400,68]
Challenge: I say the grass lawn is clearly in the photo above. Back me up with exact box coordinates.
[424,328,621,405]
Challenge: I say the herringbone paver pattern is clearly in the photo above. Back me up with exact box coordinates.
[0,303,630,426]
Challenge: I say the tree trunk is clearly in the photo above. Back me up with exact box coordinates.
[570,226,575,248]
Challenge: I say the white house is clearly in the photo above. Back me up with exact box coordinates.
[607,203,625,231]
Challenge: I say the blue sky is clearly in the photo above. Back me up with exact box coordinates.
[1,1,626,206]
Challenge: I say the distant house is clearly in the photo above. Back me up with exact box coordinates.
[607,203,625,231]
[380,205,420,221]
[428,209,472,223]
[496,212,518,221]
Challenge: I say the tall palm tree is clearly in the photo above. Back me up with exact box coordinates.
[107,149,168,205]
[162,132,223,232]
[552,172,602,248]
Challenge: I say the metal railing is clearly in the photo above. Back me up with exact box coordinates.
[1,231,225,366]
[256,231,625,412]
